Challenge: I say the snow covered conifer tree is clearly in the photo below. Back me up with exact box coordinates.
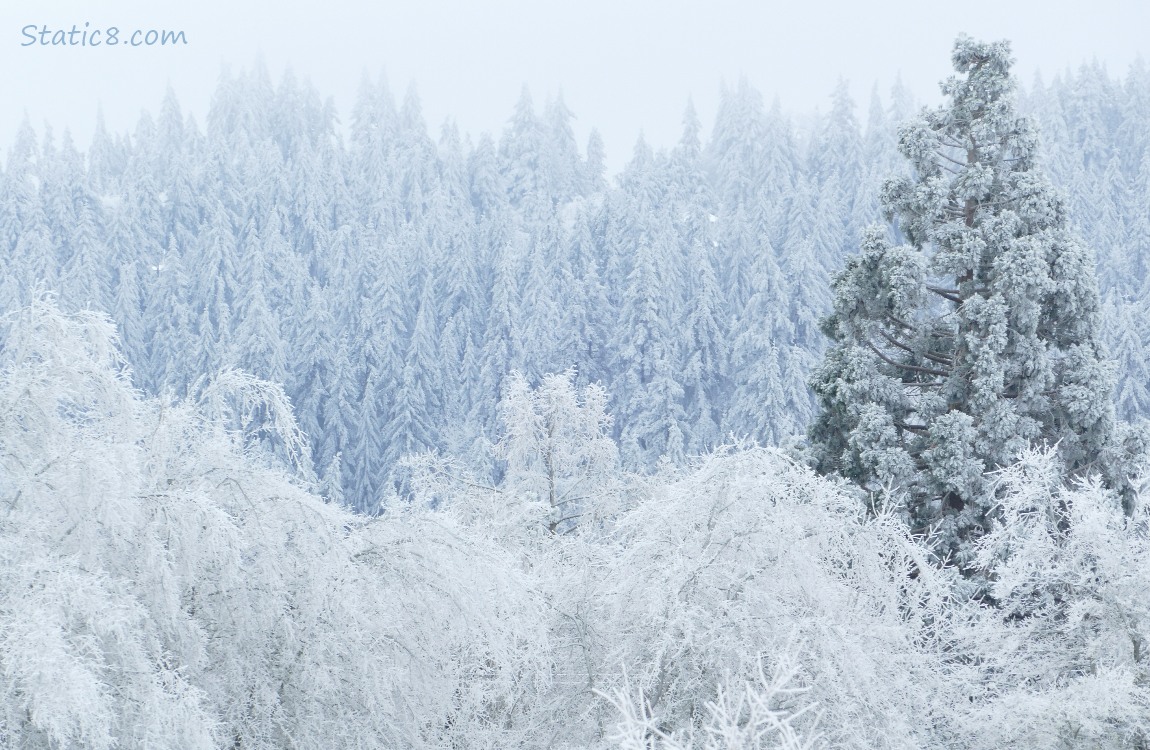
[809,37,1118,561]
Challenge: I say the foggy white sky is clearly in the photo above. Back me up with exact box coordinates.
[2,0,1147,172]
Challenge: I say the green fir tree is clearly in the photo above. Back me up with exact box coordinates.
[809,36,1118,564]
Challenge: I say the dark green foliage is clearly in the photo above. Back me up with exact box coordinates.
[809,37,1118,563]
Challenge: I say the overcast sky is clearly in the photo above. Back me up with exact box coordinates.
[2,0,1147,172]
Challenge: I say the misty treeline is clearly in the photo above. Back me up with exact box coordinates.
[4,46,1150,748]
[4,59,1150,512]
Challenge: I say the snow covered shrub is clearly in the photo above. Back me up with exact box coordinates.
[0,298,546,749]
[603,654,822,750]
[591,446,951,749]
[949,447,1150,748]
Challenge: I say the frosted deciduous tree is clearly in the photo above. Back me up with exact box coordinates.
[0,297,546,749]
[597,446,943,748]
[603,655,823,750]
[809,37,1118,561]
[958,448,1150,747]
[496,369,622,535]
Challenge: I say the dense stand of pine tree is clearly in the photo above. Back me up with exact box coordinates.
[2,63,1149,512]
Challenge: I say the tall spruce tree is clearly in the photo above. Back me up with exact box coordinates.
[808,37,1118,561]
